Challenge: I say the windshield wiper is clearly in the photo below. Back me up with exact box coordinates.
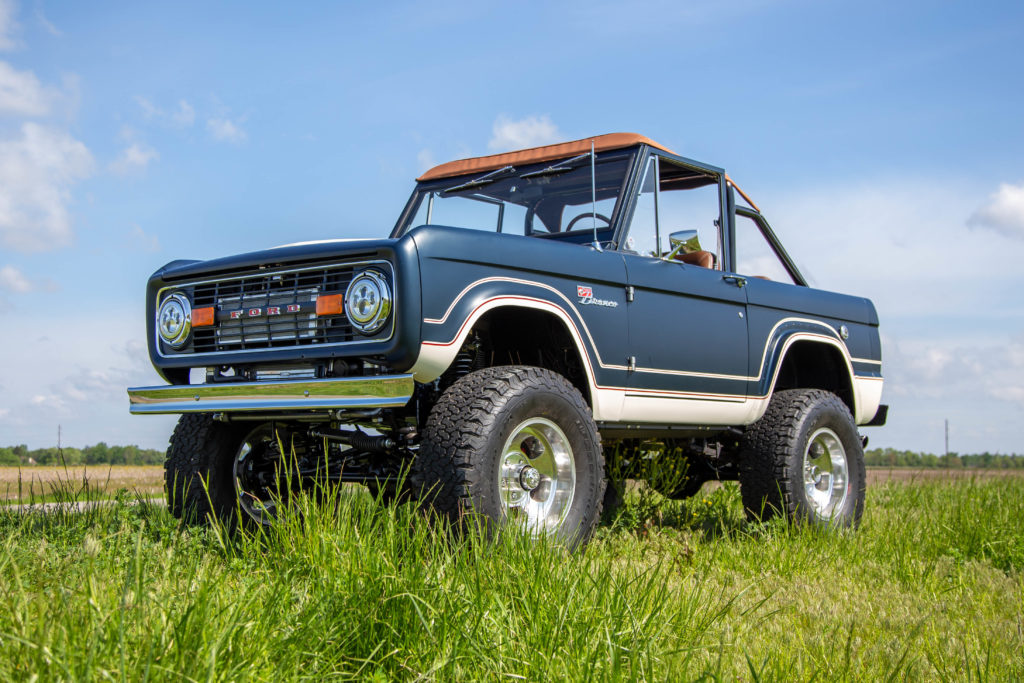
[442,165,517,195]
[519,152,592,179]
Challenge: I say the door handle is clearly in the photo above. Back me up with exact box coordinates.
[723,275,747,288]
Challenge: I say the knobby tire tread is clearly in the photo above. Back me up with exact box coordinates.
[164,413,240,525]
[739,389,862,524]
[416,366,604,543]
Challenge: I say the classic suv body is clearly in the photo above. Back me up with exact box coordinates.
[132,132,884,540]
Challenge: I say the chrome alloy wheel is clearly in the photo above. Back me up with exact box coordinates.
[499,417,576,534]
[803,427,849,520]
[232,424,284,525]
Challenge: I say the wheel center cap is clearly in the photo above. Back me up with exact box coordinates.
[519,465,541,492]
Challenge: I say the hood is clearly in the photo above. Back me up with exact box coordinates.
[154,237,399,282]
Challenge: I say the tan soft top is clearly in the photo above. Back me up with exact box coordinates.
[417,132,675,182]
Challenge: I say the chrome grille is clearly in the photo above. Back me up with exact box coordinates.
[210,287,322,348]
[177,263,391,354]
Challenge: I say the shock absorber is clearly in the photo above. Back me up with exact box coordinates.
[452,349,474,379]
[310,429,395,453]
[346,433,395,453]
[441,334,483,391]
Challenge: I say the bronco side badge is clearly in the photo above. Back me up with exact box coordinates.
[577,285,618,308]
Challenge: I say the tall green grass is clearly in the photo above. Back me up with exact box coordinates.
[0,475,1021,680]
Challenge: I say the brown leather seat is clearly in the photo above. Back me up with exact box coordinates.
[675,250,715,269]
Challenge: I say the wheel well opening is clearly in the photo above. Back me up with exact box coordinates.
[470,307,591,406]
[774,341,855,414]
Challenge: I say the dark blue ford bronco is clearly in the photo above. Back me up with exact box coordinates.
[130,133,886,545]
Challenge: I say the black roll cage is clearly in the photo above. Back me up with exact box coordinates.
[392,142,807,286]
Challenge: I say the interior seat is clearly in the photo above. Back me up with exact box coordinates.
[674,250,715,269]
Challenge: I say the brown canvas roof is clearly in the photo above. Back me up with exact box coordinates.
[417,132,675,182]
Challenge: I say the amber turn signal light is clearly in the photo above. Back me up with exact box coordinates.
[316,293,344,316]
[192,306,215,327]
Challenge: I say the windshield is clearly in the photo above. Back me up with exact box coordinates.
[393,151,634,242]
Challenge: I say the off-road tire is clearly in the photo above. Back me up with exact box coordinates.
[600,460,626,525]
[165,413,247,527]
[739,389,865,526]
[415,366,605,548]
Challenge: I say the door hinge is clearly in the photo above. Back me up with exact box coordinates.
[625,285,634,302]
[627,356,636,372]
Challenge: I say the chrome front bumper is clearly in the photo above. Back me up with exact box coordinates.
[127,374,414,415]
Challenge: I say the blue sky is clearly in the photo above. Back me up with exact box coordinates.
[1,0,1022,454]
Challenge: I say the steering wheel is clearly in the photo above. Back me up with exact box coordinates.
[565,212,611,232]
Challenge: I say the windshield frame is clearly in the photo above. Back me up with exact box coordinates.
[390,149,639,243]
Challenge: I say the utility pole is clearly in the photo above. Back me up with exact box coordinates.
[944,419,949,458]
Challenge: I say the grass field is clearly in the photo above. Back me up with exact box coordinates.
[0,466,165,504]
[0,472,1022,680]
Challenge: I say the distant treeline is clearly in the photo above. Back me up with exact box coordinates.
[865,448,1023,469]
[1,443,1020,469]
[0,443,165,467]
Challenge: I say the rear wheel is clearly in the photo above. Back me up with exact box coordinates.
[738,389,865,526]
[415,366,605,548]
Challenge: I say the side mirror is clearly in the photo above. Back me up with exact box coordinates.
[663,230,701,261]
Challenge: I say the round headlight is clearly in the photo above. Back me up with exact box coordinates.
[157,292,192,348]
[344,270,392,335]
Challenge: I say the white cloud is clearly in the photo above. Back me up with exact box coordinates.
[128,223,160,252]
[172,99,194,127]
[767,179,1024,316]
[0,313,177,447]
[0,60,58,116]
[34,6,61,37]
[135,96,195,128]
[968,182,1024,240]
[0,264,30,292]
[0,122,94,252]
[207,116,246,144]
[416,148,436,173]
[883,334,1024,409]
[135,95,160,119]
[0,0,19,51]
[488,114,563,152]
[109,142,158,175]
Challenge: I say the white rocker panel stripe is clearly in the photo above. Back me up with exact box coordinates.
[619,395,767,426]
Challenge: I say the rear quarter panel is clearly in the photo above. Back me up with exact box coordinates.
[745,278,883,424]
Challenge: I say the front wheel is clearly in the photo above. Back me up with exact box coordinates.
[415,366,605,548]
[165,415,293,528]
[738,389,866,527]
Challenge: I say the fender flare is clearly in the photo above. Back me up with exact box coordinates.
[756,324,881,425]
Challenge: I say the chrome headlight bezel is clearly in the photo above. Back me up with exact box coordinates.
[157,291,192,348]
[344,270,392,335]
